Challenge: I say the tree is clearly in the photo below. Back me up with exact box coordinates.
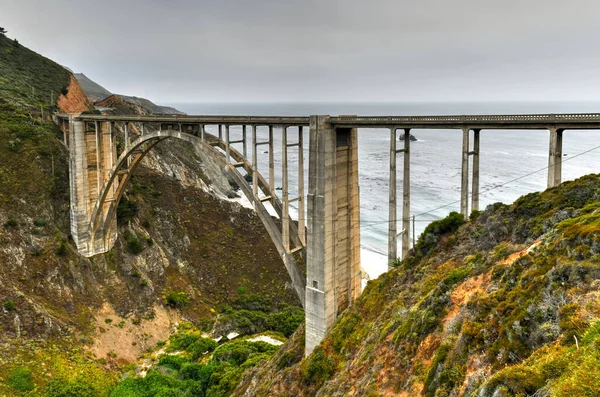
[0,27,6,35]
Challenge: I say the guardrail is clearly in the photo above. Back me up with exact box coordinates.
[55,113,600,128]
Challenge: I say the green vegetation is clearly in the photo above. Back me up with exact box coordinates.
[110,326,280,397]
[3,218,17,228]
[219,293,303,337]
[3,299,16,311]
[164,290,191,308]
[7,366,34,392]
[0,34,70,111]
[237,174,600,396]
[125,232,144,255]
[117,196,139,223]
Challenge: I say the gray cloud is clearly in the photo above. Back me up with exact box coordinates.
[3,0,600,103]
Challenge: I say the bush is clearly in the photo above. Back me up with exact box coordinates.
[267,306,304,337]
[303,346,335,385]
[413,211,465,259]
[117,197,138,223]
[168,332,201,351]
[3,219,17,228]
[4,299,16,311]
[45,378,96,397]
[187,337,218,360]
[164,291,190,308]
[55,240,68,256]
[7,366,34,392]
[33,218,47,227]
[158,355,187,370]
[126,234,144,255]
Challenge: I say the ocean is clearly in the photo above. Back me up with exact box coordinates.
[167,102,600,280]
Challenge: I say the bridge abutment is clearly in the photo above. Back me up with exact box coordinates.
[305,116,361,355]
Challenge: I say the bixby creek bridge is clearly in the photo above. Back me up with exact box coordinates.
[55,112,600,354]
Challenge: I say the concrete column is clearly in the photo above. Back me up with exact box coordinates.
[282,125,290,252]
[555,130,563,187]
[218,124,222,141]
[200,124,205,142]
[68,117,91,253]
[298,126,306,245]
[547,128,563,188]
[269,126,275,192]
[242,125,247,159]
[305,116,361,355]
[94,121,101,196]
[461,127,470,218]
[225,125,231,163]
[471,129,480,212]
[252,125,258,199]
[124,122,130,168]
[388,127,397,266]
[401,129,411,259]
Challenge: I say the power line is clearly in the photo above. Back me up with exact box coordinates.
[412,142,600,218]
[273,142,600,225]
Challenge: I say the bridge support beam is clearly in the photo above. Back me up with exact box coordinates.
[460,127,470,218]
[471,129,480,212]
[388,128,411,266]
[68,117,118,256]
[547,128,563,188]
[306,115,361,355]
[401,129,411,260]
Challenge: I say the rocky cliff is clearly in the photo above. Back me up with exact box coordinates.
[236,175,600,396]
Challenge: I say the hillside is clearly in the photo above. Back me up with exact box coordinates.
[0,34,301,396]
[73,73,112,102]
[236,174,600,396]
[74,73,184,114]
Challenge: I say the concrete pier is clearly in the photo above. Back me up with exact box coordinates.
[471,129,480,212]
[305,116,361,355]
[547,128,563,188]
[460,127,470,218]
[401,129,411,260]
[388,128,397,265]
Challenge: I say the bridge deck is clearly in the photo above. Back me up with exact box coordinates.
[56,113,600,130]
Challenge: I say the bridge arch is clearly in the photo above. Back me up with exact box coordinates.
[86,127,306,307]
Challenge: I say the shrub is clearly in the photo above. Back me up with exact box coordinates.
[303,346,335,385]
[164,291,190,308]
[406,211,465,267]
[267,306,304,337]
[187,337,218,360]
[117,197,138,223]
[45,378,96,397]
[3,219,17,228]
[7,366,34,392]
[158,354,187,370]
[33,218,47,227]
[55,240,68,256]
[168,332,200,351]
[3,299,16,311]
[126,234,144,255]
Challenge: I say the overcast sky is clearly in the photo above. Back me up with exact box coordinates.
[3,0,600,103]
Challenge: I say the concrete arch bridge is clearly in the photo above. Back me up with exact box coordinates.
[55,112,600,354]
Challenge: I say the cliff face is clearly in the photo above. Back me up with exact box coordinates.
[0,36,300,395]
[236,175,600,397]
[57,74,92,113]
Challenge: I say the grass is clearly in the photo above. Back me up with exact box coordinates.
[0,34,70,110]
